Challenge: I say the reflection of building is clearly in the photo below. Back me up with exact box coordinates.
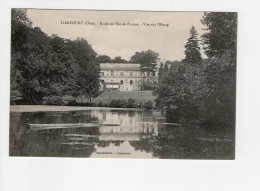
[99,63,159,91]
[99,125,158,141]
[91,110,158,141]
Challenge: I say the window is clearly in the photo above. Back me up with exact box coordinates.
[153,72,155,76]
[111,70,114,76]
[121,80,123,84]
[130,72,133,76]
[101,72,104,76]
[130,80,133,84]
[120,72,124,76]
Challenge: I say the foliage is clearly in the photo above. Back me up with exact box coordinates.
[130,50,159,74]
[202,53,236,126]
[14,28,75,104]
[95,55,129,64]
[163,63,169,73]
[92,90,156,105]
[201,12,237,61]
[11,9,32,53]
[158,62,164,83]
[111,56,128,63]
[143,79,154,90]
[183,26,202,64]
[155,62,208,123]
[144,100,153,110]
[127,98,136,108]
[110,99,127,108]
[10,9,101,105]
[65,38,100,102]
[95,55,111,63]
[43,96,64,105]
[154,12,237,127]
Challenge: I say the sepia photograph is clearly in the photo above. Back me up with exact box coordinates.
[9,9,237,159]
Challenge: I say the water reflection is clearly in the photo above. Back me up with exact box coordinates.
[9,109,235,159]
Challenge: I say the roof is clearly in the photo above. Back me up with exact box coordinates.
[100,63,141,71]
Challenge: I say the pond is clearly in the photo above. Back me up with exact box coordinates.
[9,108,235,159]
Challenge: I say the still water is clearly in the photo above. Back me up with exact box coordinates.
[9,108,235,159]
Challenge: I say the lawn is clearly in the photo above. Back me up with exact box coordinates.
[92,90,156,104]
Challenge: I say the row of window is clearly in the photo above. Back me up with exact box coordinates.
[101,79,138,85]
[100,71,156,77]
[101,78,143,83]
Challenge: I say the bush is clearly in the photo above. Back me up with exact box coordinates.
[43,96,64,105]
[102,103,109,107]
[136,102,143,108]
[97,101,104,107]
[110,99,127,108]
[127,98,136,108]
[144,100,153,110]
[67,99,77,106]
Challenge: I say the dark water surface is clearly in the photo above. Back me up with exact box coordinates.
[9,109,235,159]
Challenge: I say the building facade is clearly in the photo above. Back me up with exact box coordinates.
[100,63,159,91]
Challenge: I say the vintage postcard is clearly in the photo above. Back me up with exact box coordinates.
[9,9,236,159]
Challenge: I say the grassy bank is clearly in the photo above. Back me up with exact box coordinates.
[10,105,144,113]
[11,91,157,111]
[92,91,156,104]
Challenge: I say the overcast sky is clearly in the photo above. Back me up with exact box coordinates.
[27,9,206,61]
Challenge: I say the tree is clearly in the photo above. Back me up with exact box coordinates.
[10,9,101,105]
[183,26,202,64]
[158,63,164,83]
[201,12,237,62]
[130,50,159,75]
[66,37,96,67]
[70,62,101,103]
[66,38,101,102]
[155,62,208,123]
[111,56,128,63]
[154,12,237,126]
[11,9,32,53]
[200,12,237,126]
[95,55,111,63]
[11,9,32,104]
[202,55,236,126]
[163,63,169,73]
[17,30,76,104]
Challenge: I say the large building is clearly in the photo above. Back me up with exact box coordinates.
[99,63,159,91]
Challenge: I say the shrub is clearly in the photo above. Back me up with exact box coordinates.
[43,96,64,105]
[102,103,109,107]
[144,100,153,110]
[67,99,77,106]
[136,102,143,108]
[97,101,104,107]
[110,99,127,108]
[127,98,136,108]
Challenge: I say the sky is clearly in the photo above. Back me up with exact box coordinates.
[27,9,206,61]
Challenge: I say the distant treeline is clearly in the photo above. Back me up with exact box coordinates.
[154,13,237,127]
